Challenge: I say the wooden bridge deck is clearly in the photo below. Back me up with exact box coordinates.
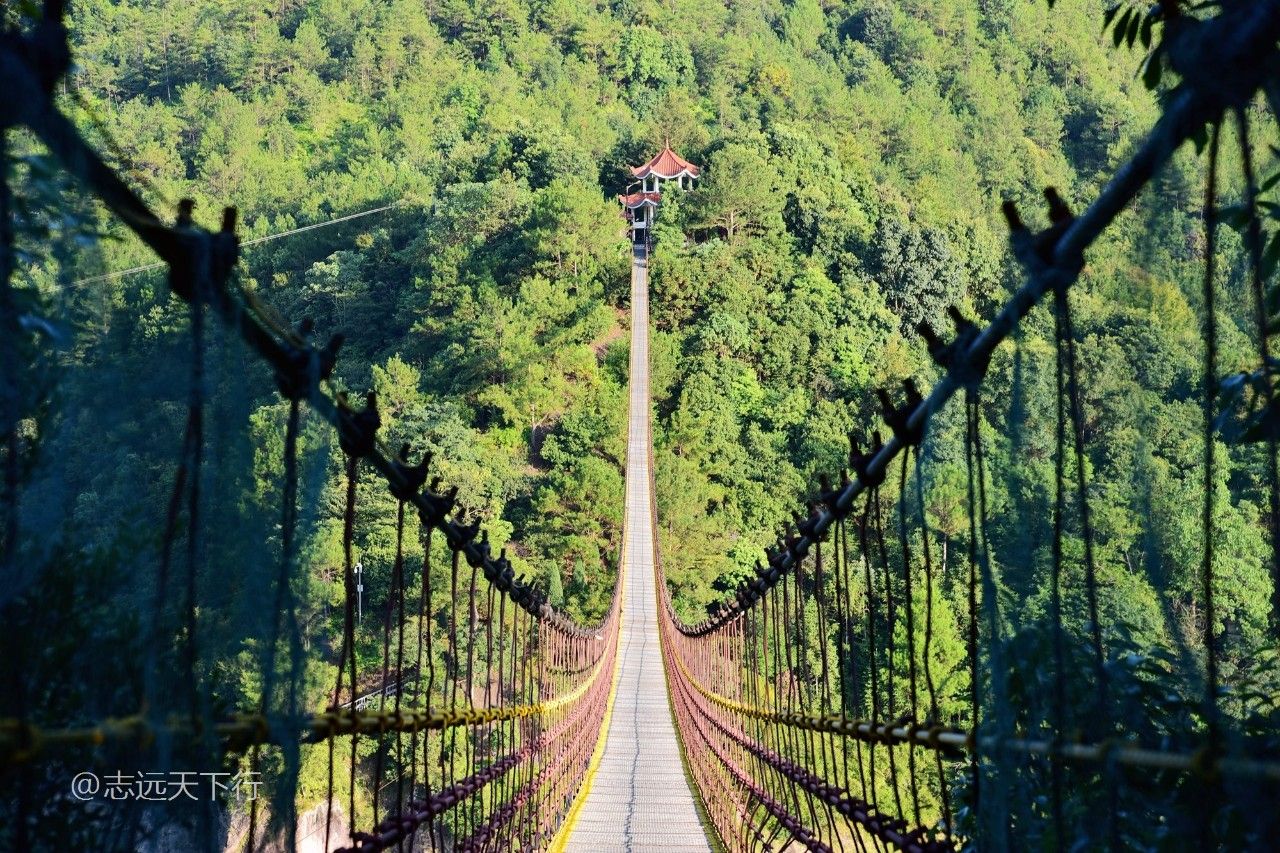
[559,248,711,852]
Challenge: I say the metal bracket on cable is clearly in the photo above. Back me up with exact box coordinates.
[273,318,343,402]
[451,517,482,553]
[337,391,381,459]
[918,307,988,391]
[1003,188,1082,294]
[816,472,846,516]
[166,201,242,313]
[484,548,516,590]
[389,444,430,502]
[416,477,458,527]
[877,380,925,448]
[849,431,886,489]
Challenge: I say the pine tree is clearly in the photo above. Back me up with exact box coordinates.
[547,562,565,608]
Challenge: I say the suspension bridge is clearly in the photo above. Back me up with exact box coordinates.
[5,1,1280,851]
[558,247,711,852]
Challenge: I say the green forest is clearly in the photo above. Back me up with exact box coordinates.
[42,0,1272,643]
[6,0,1280,848]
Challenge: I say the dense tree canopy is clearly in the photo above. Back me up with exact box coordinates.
[7,0,1280,844]
[12,0,1270,708]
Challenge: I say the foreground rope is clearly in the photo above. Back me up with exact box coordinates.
[0,691,599,761]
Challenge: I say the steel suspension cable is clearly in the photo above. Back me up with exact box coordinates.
[246,395,303,853]
[913,458,951,841]
[896,453,924,830]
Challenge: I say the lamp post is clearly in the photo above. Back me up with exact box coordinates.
[355,561,363,623]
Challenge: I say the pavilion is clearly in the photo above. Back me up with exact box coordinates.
[619,143,699,244]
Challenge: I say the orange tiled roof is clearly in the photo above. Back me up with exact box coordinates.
[629,145,700,180]
[618,191,662,208]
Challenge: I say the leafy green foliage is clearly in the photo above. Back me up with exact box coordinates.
[6,0,1280,846]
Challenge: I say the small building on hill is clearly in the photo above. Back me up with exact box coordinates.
[619,143,699,244]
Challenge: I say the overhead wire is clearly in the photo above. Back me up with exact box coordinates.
[71,200,404,286]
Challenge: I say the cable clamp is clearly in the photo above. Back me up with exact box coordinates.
[337,391,381,457]
[389,443,430,502]
[877,381,925,447]
[919,306,989,391]
[275,318,342,401]
[850,431,887,487]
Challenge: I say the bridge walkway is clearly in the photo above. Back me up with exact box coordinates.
[559,247,711,852]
